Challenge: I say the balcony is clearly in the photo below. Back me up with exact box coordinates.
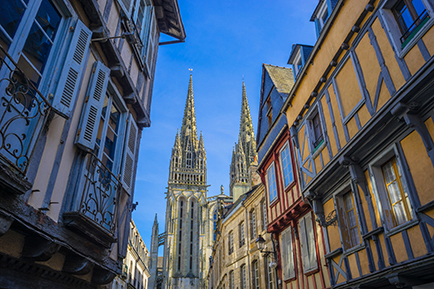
[63,153,121,248]
[0,45,52,194]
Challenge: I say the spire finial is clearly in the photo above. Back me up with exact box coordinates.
[180,75,198,150]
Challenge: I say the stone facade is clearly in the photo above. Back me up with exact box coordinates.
[161,76,213,289]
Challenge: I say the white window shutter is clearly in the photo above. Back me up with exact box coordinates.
[305,213,317,269]
[52,20,92,116]
[121,114,138,193]
[280,229,289,280]
[288,229,294,277]
[145,9,156,75]
[299,217,309,271]
[75,62,111,151]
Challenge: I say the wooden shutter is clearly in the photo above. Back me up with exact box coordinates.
[52,20,91,116]
[305,213,317,269]
[121,114,138,193]
[299,217,309,272]
[75,62,110,151]
[287,228,294,277]
[145,8,156,75]
[281,228,289,280]
[336,196,352,250]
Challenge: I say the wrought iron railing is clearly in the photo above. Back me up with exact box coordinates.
[0,45,52,174]
[78,152,121,234]
[400,9,429,44]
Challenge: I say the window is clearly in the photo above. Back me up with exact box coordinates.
[266,164,278,202]
[299,213,317,272]
[293,52,303,77]
[213,212,217,241]
[392,0,430,45]
[370,149,414,230]
[267,255,275,289]
[280,226,295,280]
[250,210,257,239]
[261,200,268,231]
[252,260,259,289]
[228,231,234,254]
[280,143,294,188]
[310,111,324,150]
[336,190,361,250]
[381,0,433,53]
[315,0,329,34]
[241,264,247,289]
[229,270,234,289]
[239,222,245,247]
[382,156,413,226]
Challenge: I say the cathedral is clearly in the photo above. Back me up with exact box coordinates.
[149,76,257,289]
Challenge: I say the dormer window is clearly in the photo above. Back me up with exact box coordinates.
[293,52,302,77]
[316,0,329,33]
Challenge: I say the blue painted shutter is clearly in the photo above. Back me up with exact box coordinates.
[121,114,138,193]
[75,62,110,151]
[145,9,157,75]
[52,20,91,116]
[117,0,133,18]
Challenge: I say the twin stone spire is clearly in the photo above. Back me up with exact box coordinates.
[169,76,258,200]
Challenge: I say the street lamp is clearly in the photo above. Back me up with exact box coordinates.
[255,234,275,257]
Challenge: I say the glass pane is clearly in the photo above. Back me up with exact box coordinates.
[350,227,359,245]
[412,0,426,16]
[17,55,41,86]
[387,181,402,204]
[393,202,408,224]
[35,0,61,42]
[23,22,53,75]
[0,0,27,40]
[382,161,396,184]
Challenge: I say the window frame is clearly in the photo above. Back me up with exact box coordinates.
[380,0,434,57]
[240,264,247,289]
[266,162,278,203]
[250,209,257,240]
[298,212,318,273]
[315,0,329,33]
[239,222,245,247]
[279,141,295,189]
[252,260,260,289]
[292,51,303,78]
[228,230,234,255]
[305,106,326,155]
[334,184,363,251]
[368,145,415,232]
[267,255,276,289]
[280,226,295,280]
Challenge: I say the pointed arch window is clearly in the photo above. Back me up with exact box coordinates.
[186,151,192,168]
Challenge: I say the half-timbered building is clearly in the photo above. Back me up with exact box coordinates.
[256,63,331,289]
[283,0,434,288]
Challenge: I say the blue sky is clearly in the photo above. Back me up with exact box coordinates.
[133,0,319,251]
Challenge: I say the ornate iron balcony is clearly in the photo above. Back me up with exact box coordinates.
[64,153,121,247]
[0,45,52,175]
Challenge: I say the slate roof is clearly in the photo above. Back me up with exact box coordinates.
[263,64,294,96]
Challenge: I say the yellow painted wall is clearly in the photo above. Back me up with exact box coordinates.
[347,253,359,279]
[285,0,371,126]
[322,147,330,167]
[407,226,427,258]
[321,97,337,157]
[357,104,370,128]
[335,57,363,118]
[324,198,341,251]
[389,233,408,264]
[400,130,434,207]
[358,248,370,276]
[423,207,434,239]
[299,125,309,160]
[329,85,346,148]
[355,33,382,113]
[371,19,406,91]
[404,46,425,76]
[422,25,434,56]
[347,117,358,139]
[378,233,390,266]
[314,154,322,174]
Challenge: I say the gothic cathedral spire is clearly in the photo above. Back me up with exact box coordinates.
[229,82,259,201]
[163,75,210,289]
